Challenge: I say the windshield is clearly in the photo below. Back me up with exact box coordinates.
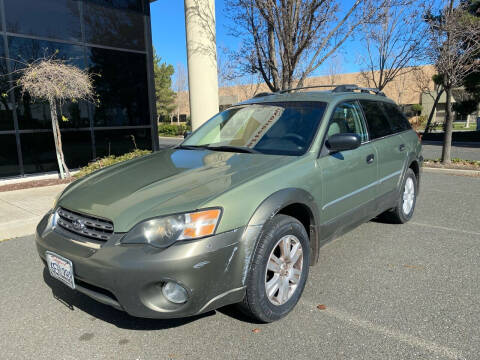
[181,102,326,156]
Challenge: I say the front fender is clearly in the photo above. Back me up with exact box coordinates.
[238,188,320,285]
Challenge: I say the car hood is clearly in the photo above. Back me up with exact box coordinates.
[58,148,296,232]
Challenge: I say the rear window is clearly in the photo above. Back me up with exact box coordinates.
[381,102,411,132]
[359,100,393,139]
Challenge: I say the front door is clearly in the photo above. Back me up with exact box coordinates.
[316,101,378,239]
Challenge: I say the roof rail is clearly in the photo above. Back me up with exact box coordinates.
[278,85,338,94]
[252,92,274,98]
[251,84,386,98]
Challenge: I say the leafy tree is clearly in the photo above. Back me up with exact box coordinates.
[153,49,176,120]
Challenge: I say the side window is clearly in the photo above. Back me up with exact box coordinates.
[382,103,412,132]
[359,100,393,139]
[326,101,368,142]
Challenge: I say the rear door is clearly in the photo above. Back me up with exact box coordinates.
[359,100,407,202]
[316,101,378,237]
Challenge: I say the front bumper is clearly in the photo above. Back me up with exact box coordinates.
[35,213,247,319]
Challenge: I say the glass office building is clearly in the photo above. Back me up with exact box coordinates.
[0,0,158,178]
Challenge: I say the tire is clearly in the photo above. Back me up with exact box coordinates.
[382,168,418,224]
[238,214,310,323]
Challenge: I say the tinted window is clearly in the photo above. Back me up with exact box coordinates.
[381,102,411,132]
[21,131,95,174]
[83,2,145,50]
[20,132,57,174]
[87,0,144,12]
[0,135,20,177]
[184,102,326,156]
[95,128,152,157]
[327,102,368,142]
[88,47,150,127]
[359,100,393,139]
[8,37,86,130]
[0,41,14,131]
[5,0,81,41]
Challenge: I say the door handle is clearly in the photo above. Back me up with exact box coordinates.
[399,144,406,151]
[366,154,375,164]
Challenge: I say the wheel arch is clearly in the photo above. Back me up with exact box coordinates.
[245,188,320,266]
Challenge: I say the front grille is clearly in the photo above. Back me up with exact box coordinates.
[57,207,114,241]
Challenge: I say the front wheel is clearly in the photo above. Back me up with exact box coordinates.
[238,214,310,323]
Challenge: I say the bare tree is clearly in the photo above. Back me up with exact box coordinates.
[14,58,95,178]
[325,54,343,85]
[174,63,188,124]
[358,0,427,90]
[414,68,444,133]
[426,0,480,163]
[226,0,388,92]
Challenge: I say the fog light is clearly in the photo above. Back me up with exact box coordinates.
[162,281,188,304]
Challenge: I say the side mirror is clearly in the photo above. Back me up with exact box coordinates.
[326,133,361,153]
[183,131,192,139]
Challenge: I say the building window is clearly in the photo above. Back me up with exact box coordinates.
[4,0,82,42]
[87,47,150,127]
[94,128,152,158]
[0,0,154,178]
[0,135,20,177]
[83,1,146,50]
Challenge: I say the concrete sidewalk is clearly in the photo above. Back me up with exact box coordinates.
[0,184,67,240]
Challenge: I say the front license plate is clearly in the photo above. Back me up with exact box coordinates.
[46,251,75,289]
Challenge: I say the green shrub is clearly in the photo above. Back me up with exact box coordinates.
[74,149,151,178]
[411,104,423,114]
[158,123,189,136]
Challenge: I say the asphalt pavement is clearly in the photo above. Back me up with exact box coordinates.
[421,142,480,161]
[1,171,479,360]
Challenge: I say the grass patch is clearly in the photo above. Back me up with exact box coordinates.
[74,149,151,178]
[424,158,480,170]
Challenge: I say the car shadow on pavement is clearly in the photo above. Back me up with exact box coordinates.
[42,268,215,330]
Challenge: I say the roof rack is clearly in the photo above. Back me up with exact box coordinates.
[276,84,386,96]
[251,84,386,99]
[332,84,386,96]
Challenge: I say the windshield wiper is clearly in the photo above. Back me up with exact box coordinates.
[206,145,259,154]
[175,144,210,150]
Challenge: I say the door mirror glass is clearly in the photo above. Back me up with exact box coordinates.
[326,133,361,152]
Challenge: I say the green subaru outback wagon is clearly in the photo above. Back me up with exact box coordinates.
[36,85,422,322]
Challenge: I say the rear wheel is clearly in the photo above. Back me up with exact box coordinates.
[238,214,310,323]
[383,168,418,224]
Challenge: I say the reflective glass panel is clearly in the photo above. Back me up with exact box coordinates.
[0,135,20,177]
[87,47,150,127]
[8,37,86,130]
[5,0,81,41]
[94,127,152,157]
[21,131,94,174]
[0,40,14,131]
[83,1,145,50]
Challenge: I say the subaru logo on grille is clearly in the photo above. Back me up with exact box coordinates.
[73,219,85,230]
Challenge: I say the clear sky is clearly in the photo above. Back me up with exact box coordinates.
[150,0,364,79]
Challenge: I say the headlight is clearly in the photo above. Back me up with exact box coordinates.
[121,208,222,248]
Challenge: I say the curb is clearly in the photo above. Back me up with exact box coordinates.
[423,166,480,176]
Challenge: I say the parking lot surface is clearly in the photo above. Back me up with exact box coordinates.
[0,172,479,360]
[421,142,480,161]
